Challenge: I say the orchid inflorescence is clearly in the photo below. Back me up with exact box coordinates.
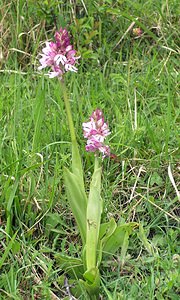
[38,28,111,158]
[38,28,80,79]
[83,109,111,157]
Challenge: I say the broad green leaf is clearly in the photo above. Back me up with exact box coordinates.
[86,158,102,270]
[55,253,84,279]
[83,267,98,284]
[103,222,138,257]
[97,218,117,265]
[72,140,85,188]
[81,267,100,297]
[99,218,117,241]
[64,167,87,244]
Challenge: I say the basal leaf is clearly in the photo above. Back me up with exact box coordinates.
[99,218,117,242]
[86,158,102,270]
[103,222,138,257]
[81,267,100,297]
[55,253,84,279]
[97,218,117,265]
[64,167,87,245]
[72,140,85,188]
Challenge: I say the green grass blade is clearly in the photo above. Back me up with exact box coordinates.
[32,79,45,152]
[5,180,19,237]
[0,232,18,269]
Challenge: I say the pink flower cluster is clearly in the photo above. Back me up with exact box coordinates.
[83,109,111,157]
[38,28,80,79]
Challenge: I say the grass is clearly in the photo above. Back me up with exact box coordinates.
[0,0,180,299]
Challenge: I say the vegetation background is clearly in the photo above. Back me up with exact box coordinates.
[0,0,179,299]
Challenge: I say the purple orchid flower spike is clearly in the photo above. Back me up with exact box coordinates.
[38,28,80,79]
[83,109,111,158]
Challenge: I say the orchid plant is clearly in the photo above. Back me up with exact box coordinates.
[38,27,138,299]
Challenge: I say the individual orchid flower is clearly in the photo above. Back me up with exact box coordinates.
[38,28,80,79]
[83,109,111,157]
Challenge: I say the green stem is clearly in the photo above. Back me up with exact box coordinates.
[94,155,99,172]
[60,81,76,143]
[60,81,84,185]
